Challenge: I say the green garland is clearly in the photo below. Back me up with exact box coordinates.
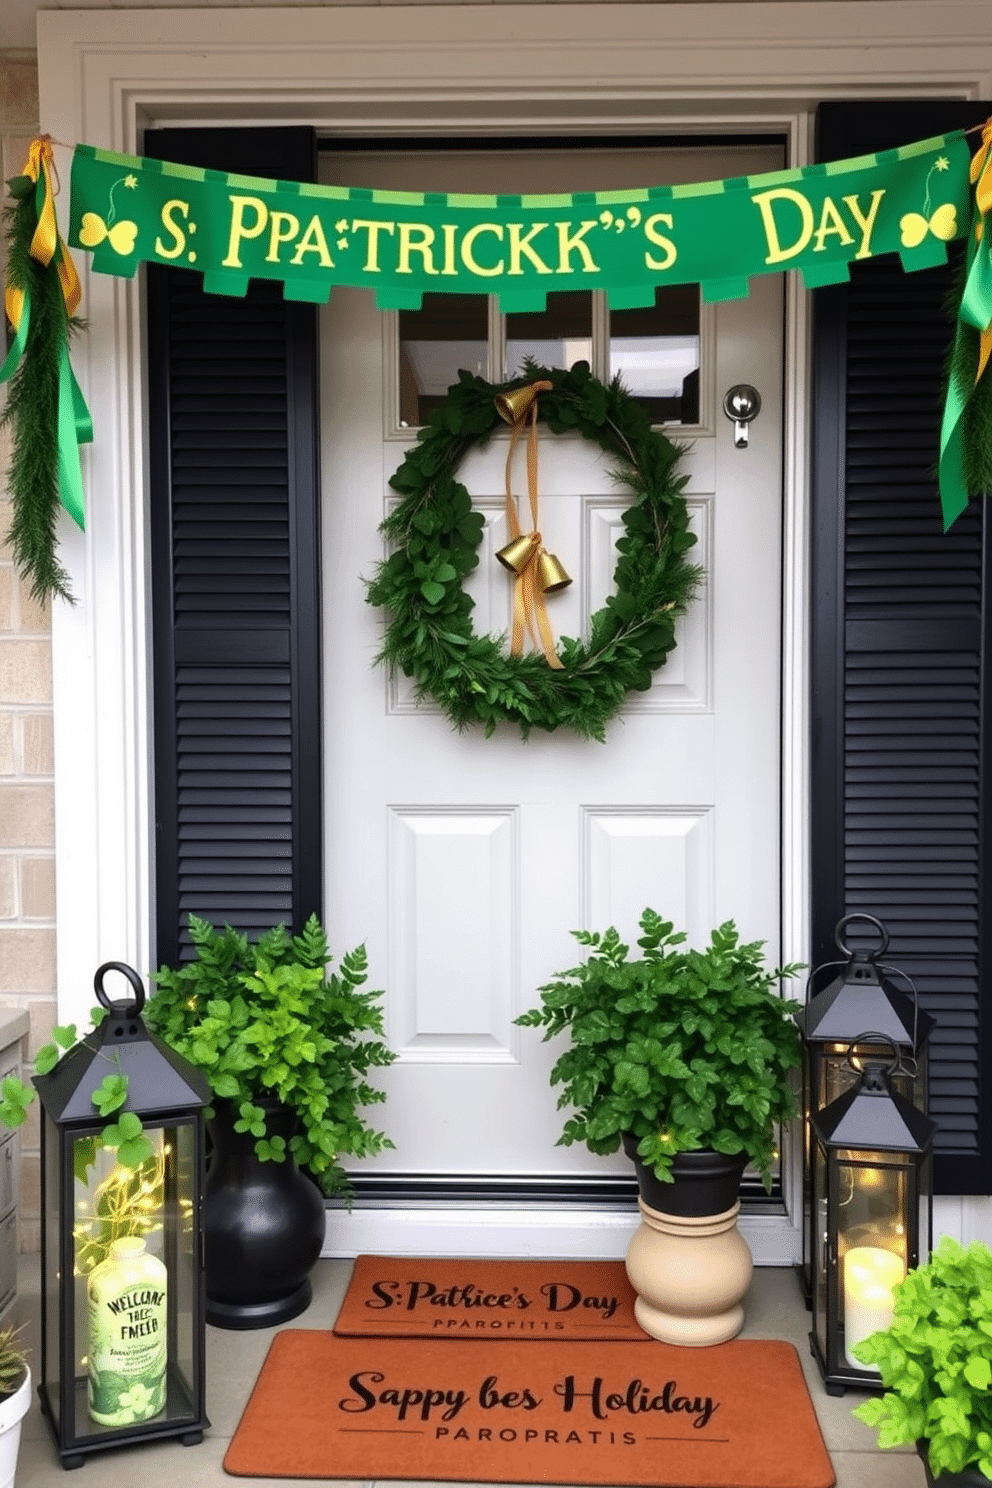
[2,176,82,604]
[366,363,702,741]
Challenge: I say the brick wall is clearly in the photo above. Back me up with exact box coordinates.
[1,51,50,1252]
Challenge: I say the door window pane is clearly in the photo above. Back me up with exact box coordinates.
[609,284,700,424]
[505,292,592,378]
[399,294,489,426]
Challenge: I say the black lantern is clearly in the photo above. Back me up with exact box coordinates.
[809,1036,935,1395]
[795,913,933,1305]
[34,963,210,1468]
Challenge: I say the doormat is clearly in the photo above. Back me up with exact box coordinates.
[224,1331,835,1487]
[334,1256,648,1341]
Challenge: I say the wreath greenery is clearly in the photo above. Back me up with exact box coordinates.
[365,362,702,741]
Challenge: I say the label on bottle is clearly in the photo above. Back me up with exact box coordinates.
[87,1240,168,1426]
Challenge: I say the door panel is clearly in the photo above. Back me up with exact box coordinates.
[320,142,784,1186]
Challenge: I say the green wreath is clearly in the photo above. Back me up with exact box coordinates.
[365,362,702,741]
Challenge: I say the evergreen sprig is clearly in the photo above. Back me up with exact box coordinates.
[365,362,702,740]
[2,179,81,604]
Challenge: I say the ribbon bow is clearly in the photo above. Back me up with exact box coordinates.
[495,380,568,670]
[938,121,992,528]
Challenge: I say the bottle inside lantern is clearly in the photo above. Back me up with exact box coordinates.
[87,1235,168,1425]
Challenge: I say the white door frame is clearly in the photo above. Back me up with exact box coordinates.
[37,2,992,1256]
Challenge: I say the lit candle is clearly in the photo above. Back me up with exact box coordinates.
[843,1245,906,1369]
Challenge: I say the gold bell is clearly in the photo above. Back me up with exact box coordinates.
[495,533,540,574]
[535,550,572,594]
[495,384,543,426]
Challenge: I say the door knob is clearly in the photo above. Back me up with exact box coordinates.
[723,384,762,448]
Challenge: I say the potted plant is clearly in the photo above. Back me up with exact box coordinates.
[0,1325,31,1488]
[516,908,803,1343]
[852,1237,992,1486]
[147,912,395,1327]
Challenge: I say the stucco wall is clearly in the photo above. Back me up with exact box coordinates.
[1,51,48,1251]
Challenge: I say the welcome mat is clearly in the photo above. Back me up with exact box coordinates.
[334,1256,648,1341]
[224,1332,835,1487]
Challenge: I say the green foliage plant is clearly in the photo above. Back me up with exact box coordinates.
[147,913,395,1201]
[853,1238,992,1481]
[365,362,702,740]
[0,1325,29,1398]
[515,909,803,1190]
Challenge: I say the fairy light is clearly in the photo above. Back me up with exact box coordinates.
[72,1141,167,1277]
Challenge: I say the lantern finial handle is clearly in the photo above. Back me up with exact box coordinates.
[834,912,889,961]
[93,961,145,1016]
[846,1031,900,1078]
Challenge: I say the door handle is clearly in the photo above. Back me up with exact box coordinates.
[723,384,762,448]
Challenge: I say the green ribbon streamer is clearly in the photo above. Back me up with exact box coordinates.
[0,284,30,386]
[939,198,992,530]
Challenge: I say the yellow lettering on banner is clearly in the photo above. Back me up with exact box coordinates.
[266,210,300,264]
[223,195,269,268]
[556,220,600,274]
[843,190,885,260]
[462,223,505,278]
[508,222,552,276]
[290,214,334,268]
[351,220,396,274]
[812,198,854,254]
[398,223,438,276]
[155,199,190,259]
[644,213,677,272]
[752,187,815,264]
[441,223,458,276]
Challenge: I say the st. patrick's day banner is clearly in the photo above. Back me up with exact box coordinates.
[2,124,992,604]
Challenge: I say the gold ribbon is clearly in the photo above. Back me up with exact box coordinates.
[4,137,82,333]
[498,381,565,670]
[969,122,992,385]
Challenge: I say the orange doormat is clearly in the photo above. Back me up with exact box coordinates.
[334,1256,648,1341]
[224,1331,835,1487]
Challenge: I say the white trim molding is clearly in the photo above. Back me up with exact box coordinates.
[35,2,992,1256]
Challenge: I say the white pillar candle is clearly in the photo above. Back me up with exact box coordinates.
[843,1245,906,1369]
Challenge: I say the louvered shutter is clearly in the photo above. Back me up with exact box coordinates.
[812,102,992,1194]
[146,127,321,966]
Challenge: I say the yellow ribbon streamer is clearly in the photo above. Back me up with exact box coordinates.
[969,122,992,385]
[4,137,82,331]
[501,380,564,670]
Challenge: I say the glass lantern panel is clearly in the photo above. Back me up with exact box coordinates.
[816,1043,915,1109]
[835,1153,908,1372]
[42,1110,62,1432]
[811,1136,830,1363]
[399,294,489,427]
[70,1121,199,1442]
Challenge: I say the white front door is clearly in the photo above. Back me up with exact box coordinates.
[320,141,786,1254]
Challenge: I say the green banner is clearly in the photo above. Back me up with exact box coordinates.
[69,132,973,311]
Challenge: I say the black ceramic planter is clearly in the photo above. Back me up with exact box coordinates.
[203,1098,325,1329]
[622,1135,748,1215]
[917,1443,992,1487]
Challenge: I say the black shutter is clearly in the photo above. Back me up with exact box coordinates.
[812,102,992,1194]
[146,128,321,965]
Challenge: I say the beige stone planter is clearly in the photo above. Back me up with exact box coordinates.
[625,1196,754,1345]
[622,1143,754,1346]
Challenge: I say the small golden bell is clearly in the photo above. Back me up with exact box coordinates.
[495,384,542,426]
[535,550,572,594]
[496,533,540,574]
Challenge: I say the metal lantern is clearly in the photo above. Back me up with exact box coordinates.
[795,913,933,1305]
[809,1036,936,1396]
[34,962,211,1468]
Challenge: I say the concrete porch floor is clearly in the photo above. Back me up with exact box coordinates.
[11,1256,924,1488]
